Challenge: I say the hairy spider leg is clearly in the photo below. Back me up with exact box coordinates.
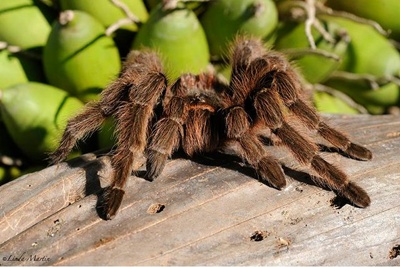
[251,79,370,207]
[49,50,163,164]
[100,51,167,219]
[228,37,266,104]
[229,37,371,207]
[250,51,372,161]
[223,106,286,189]
[145,96,187,180]
[145,76,191,180]
[146,73,223,180]
[49,102,108,164]
[226,38,288,188]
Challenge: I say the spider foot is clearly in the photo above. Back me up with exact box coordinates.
[97,186,125,220]
[145,150,168,181]
[340,182,371,208]
[345,143,373,161]
[48,149,65,165]
[257,157,287,189]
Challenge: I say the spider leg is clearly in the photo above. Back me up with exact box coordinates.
[49,102,106,164]
[100,51,167,219]
[253,86,370,207]
[224,106,286,189]
[286,95,372,161]
[145,74,198,180]
[102,100,156,219]
[100,50,166,114]
[228,37,266,103]
[49,50,163,165]
[145,95,187,180]
[146,72,227,180]
[256,55,372,161]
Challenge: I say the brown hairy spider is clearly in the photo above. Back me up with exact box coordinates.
[50,37,372,220]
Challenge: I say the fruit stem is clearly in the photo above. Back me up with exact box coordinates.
[284,47,340,61]
[331,71,400,90]
[0,155,24,167]
[0,41,41,60]
[252,1,265,18]
[162,0,210,10]
[0,41,21,53]
[313,83,369,114]
[304,0,317,49]
[106,0,143,36]
[59,10,75,26]
[316,4,389,36]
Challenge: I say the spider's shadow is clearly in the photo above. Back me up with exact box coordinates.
[66,155,102,196]
[178,140,355,209]
[65,150,115,219]
[63,143,353,220]
[186,151,320,189]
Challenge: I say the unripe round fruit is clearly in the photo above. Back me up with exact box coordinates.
[328,17,400,76]
[59,0,148,32]
[0,0,52,51]
[326,0,400,41]
[98,117,117,150]
[324,77,399,115]
[313,91,358,114]
[0,82,84,161]
[0,49,45,88]
[200,0,278,58]
[132,4,209,80]
[43,10,121,102]
[321,17,400,113]
[0,167,6,184]
[274,21,349,84]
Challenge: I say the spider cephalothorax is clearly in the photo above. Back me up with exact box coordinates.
[50,37,372,220]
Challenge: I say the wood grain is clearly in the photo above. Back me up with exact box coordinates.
[0,114,399,265]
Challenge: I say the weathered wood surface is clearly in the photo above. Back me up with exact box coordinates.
[0,114,399,265]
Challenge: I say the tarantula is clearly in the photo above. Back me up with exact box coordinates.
[50,37,372,220]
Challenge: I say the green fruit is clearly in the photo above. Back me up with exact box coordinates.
[0,166,21,185]
[324,77,399,114]
[274,21,349,84]
[132,4,209,80]
[321,17,400,114]
[7,166,22,180]
[200,0,278,58]
[0,49,46,88]
[0,167,7,184]
[326,0,400,41]
[59,0,148,32]
[313,90,358,114]
[98,117,116,150]
[326,17,400,76]
[0,0,52,51]
[43,10,121,102]
[0,82,84,161]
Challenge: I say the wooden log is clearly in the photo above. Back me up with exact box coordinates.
[0,114,399,265]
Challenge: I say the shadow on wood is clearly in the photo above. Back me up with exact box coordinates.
[0,115,399,265]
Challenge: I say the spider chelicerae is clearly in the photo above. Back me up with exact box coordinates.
[50,37,372,220]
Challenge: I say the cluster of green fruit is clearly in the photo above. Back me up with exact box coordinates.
[0,0,399,184]
[275,0,400,115]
